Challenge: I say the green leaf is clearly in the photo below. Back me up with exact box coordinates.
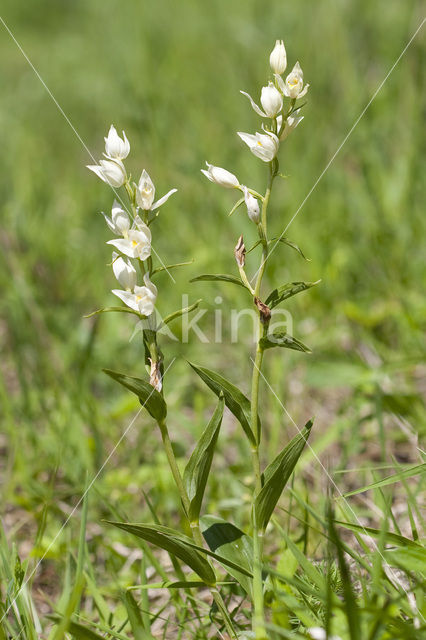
[343,463,426,497]
[335,521,424,550]
[259,332,311,353]
[151,259,194,275]
[228,196,245,217]
[275,237,310,260]
[159,299,202,328]
[200,515,253,597]
[189,274,246,289]
[122,590,153,640]
[48,616,106,640]
[256,420,313,531]
[383,547,426,573]
[103,369,167,422]
[84,306,144,320]
[247,237,310,261]
[184,396,224,523]
[188,362,257,445]
[106,522,216,585]
[328,509,361,640]
[265,281,319,309]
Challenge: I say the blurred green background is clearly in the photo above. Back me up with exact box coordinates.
[0,0,424,610]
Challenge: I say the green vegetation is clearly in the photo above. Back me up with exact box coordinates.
[0,0,424,638]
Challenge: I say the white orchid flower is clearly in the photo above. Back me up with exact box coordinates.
[87,158,127,187]
[277,109,304,141]
[102,200,131,235]
[135,169,177,211]
[275,61,309,99]
[104,125,130,160]
[111,252,137,291]
[107,222,151,260]
[201,162,240,188]
[269,39,287,75]
[112,274,157,316]
[241,82,283,118]
[242,186,260,223]
[237,130,279,162]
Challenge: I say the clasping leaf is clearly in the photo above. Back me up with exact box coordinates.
[255,419,313,531]
[189,363,257,446]
[103,369,167,422]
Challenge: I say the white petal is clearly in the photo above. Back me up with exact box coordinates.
[107,238,136,258]
[237,131,258,148]
[240,91,267,118]
[151,188,178,211]
[298,84,309,98]
[112,289,140,311]
[101,211,118,233]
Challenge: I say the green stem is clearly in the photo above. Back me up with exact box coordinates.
[250,162,276,640]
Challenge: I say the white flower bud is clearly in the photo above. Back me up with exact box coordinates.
[104,125,130,160]
[201,162,240,188]
[260,83,283,117]
[87,159,127,187]
[111,252,137,291]
[269,40,287,75]
[102,200,131,235]
[242,186,260,223]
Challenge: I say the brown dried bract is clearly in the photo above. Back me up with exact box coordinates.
[254,297,271,323]
[149,358,163,392]
[234,234,246,268]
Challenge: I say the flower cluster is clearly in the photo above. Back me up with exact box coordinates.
[87,125,177,317]
[201,39,308,224]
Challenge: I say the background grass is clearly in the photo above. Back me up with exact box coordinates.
[0,0,425,637]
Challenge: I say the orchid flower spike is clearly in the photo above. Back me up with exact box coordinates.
[241,82,283,119]
[242,186,260,224]
[87,158,127,187]
[104,125,130,160]
[111,252,137,291]
[135,169,177,212]
[201,162,240,188]
[277,109,304,141]
[102,200,131,235]
[275,61,309,99]
[237,130,279,162]
[107,219,152,260]
[112,273,157,317]
[269,39,287,75]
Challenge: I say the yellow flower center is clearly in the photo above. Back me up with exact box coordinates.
[132,240,138,247]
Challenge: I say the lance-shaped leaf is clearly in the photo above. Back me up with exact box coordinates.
[84,306,144,319]
[335,521,424,550]
[190,274,247,289]
[255,420,313,531]
[260,331,311,353]
[103,369,167,422]
[265,281,319,309]
[247,236,310,260]
[184,396,224,523]
[189,362,257,445]
[159,299,202,328]
[106,522,216,585]
[151,259,194,275]
[200,515,253,597]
